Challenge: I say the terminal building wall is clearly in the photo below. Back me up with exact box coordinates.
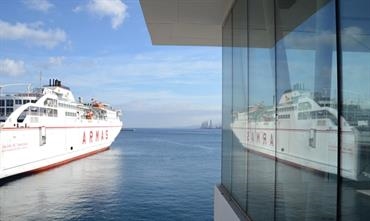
[221,0,370,220]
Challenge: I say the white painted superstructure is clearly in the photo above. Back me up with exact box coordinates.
[0,80,122,179]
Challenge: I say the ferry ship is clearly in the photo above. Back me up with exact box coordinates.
[0,79,122,180]
[231,89,370,181]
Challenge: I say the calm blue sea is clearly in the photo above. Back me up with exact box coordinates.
[0,129,221,221]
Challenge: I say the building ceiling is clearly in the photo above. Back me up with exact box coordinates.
[140,0,370,51]
[139,0,234,46]
[139,0,323,47]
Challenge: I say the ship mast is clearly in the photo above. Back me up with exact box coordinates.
[39,71,42,88]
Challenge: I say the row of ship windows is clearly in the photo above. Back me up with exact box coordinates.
[0,108,13,117]
[277,102,312,113]
[44,98,57,107]
[17,107,58,123]
[59,102,76,109]
[259,110,337,122]
[65,112,77,117]
[278,114,290,119]
[19,107,58,118]
[277,111,336,121]
[0,107,58,118]
[35,107,57,116]
[298,110,337,123]
[0,99,36,106]
[0,99,77,110]
[278,106,295,112]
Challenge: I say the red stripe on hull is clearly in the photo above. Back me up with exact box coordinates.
[31,146,110,174]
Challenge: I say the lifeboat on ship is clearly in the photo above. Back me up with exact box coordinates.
[86,111,93,119]
[92,102,104,109]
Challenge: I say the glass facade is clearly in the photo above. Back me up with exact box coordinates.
[222,0,370,220]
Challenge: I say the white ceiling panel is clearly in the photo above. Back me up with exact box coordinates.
[140,0,234,46]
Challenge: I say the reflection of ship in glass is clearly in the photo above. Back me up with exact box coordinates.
[232,89,370,181]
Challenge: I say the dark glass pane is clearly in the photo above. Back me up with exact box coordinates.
[340,0,370,220]
[6,99,13,106]
[275,0,337,220]
[6,108,13,116]
[231,0,248,210]
[246,0,276,220]
[222,11,233,191]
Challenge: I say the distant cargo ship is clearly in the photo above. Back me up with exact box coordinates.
[0,79,122,180]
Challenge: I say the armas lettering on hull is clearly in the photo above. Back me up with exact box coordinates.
[82,130,109,144]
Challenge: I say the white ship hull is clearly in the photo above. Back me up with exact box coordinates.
[0,123,122,179]
[0,79,123,180]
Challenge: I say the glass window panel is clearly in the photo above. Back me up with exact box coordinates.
[231,0,248,210]
[6,108,13,116]
[6,99,13,106]
[222,11,233,191]
[246,0,276,220]
[340,0,370,220]
[275,0,337,220]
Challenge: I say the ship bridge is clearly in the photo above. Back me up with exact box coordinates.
[44,79,75,102]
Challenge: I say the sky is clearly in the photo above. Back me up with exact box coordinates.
[0,0,222,128]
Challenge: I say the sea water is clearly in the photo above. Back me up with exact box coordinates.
[0,129,221,221]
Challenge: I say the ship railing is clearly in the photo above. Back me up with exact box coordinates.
[17,106,58,121]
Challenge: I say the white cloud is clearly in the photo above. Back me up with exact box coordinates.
[0,59,26,76]
[0,20,67,49]
[23,0,54,12]
[74,0,128,29]
[48,56,65,66]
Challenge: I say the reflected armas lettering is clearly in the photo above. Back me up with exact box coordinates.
[247,131,274,146]
[82,130,108,144]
